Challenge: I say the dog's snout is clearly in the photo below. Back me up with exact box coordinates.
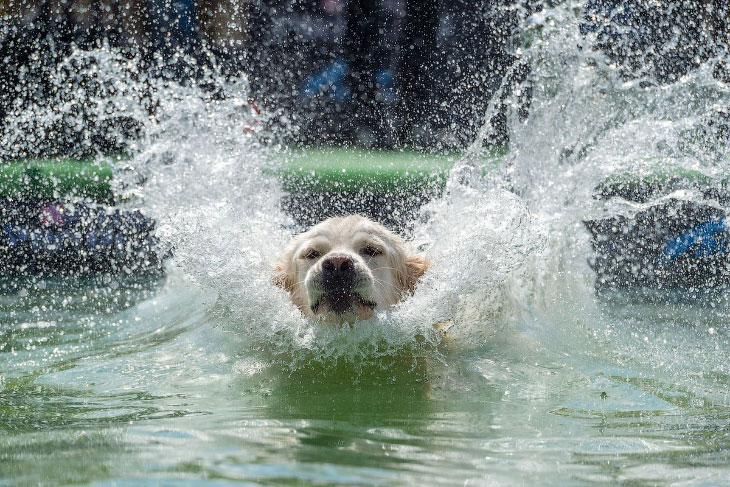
[322,255,354,275]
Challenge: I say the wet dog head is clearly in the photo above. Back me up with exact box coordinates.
[274,215,428,323]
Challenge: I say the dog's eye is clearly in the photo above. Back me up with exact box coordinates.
[362,245,382,257]
[304,250,321,259]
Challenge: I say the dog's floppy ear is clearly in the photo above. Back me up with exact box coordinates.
[272,262,294,291]
[402,253,429,293]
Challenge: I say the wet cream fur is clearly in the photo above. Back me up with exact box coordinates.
[274,215,428,323]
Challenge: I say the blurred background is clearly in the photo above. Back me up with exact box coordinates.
[0,0,728,157]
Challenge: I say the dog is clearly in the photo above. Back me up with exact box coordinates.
[274,215,428,323]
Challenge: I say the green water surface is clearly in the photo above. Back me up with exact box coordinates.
[1,270,730,486]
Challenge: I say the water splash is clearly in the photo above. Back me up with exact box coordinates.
[6,1,729,377]
[481,1,730,400]
[500,1,730,218]
[103,73,542,371]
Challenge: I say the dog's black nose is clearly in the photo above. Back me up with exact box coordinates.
[322,255,354,275]
[321,254,357,294]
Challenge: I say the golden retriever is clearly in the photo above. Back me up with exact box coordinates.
[274,215,428,323]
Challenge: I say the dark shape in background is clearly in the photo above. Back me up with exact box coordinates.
[0,0,528,158]
[581,0,730,84]
[1,0,729,159]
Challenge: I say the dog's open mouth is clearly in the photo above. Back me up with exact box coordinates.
[311,293,377,315]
